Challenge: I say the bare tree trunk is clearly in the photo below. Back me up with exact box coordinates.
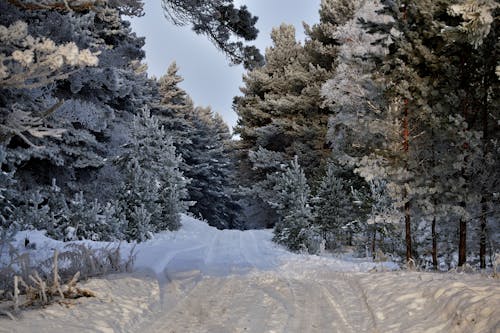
[432,216,437,270]
[372,224,377,260]
[458,217,467,266]
[405,199,412,263]
[430,125,438,270]
[403,99,412,263]
[479,206,487,269]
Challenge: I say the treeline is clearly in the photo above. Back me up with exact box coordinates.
[234,0,499,269]
[1,0,498,270]
[0,0,242,243]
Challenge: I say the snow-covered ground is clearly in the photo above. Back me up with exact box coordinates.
[1,215,499,332]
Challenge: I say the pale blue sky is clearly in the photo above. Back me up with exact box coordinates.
[130,0,321,130]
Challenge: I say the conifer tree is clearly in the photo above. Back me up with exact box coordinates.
[0,0,160,239]
[182,106,240,229]
[234,22,332,182]
[272,157,314,252]
[117,108,187,240]
[313,162,360,249]
[354,0,499,267]
[155,63,241,229]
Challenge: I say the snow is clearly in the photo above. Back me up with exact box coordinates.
[1,215,499,332]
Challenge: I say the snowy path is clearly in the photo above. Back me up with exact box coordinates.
[141,272,378,333]
[1,215,499,333]
[130,217,499,333]
[136,224,378,333]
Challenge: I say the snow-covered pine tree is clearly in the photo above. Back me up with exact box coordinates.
[234,21,332,181]
[444,0,500,269]
[319,0,405,258]
[117,160,158,242]
[116,108,187,241]
[155,62,242,229]
[0,146,16,234]
[272,157,315,252]
[234,0,372,230]
[0,0,156,241]
[357,0,499,268]
[183,106,240,229]
[313,161,362,249]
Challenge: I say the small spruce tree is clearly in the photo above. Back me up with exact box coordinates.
[272,157,314,252]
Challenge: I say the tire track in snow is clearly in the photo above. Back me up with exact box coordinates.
[318,283,355,332]
[238,230,279,270]
[202,230,220,268]
[239,231,257,269]
[346,274,379,332]
[254,276,298,332]
[149,243,207,275]
[134,224,383,333]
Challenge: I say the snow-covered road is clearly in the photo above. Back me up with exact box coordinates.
[142,271,378,333]
[1,215,499,333]
[132,216,500,333]
[130,217,381,333]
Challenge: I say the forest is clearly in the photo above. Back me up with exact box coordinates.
[0,0,499,277]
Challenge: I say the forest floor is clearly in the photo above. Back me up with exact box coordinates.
[1,215,499,333]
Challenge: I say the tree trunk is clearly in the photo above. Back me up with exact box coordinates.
[432,216,437,270]
[479,204,487,269]
[403,99,412,263]
[458,218,466,266]
[430,125,438,270]
[479,64,491,269]
[372,224,377,260]
[404,199,412,262]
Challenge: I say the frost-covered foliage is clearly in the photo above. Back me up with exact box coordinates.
[11,180,126,241]
[234,0,371,231]
[313,162,361,249]
[234,22,332,181]
[445,0,498,48]
[1,0,152,174]
[317,0,499,267]
[272,157,315,252]
[0,0,165,243]
[230,0,498,267]
[116,109,187,241]
[0,146,16,237]
[0,16,99,146]
[181,107,241,229]
[0,20,99,89]
[154,63,241,230]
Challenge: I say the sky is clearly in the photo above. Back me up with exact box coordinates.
[129,0,321,131]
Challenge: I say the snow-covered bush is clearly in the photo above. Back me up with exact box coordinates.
[12,181,126,242]
[0,242,135,314]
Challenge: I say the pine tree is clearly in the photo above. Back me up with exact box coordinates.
[117,108,187,241]
[0,0,156,238]
[0,146,16,232]
[183,106,240,229]
[353,0,499,267]
[234,22,332,182]
[272,157,315,252]
[313,162,360,249]
[155,63,241,229]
